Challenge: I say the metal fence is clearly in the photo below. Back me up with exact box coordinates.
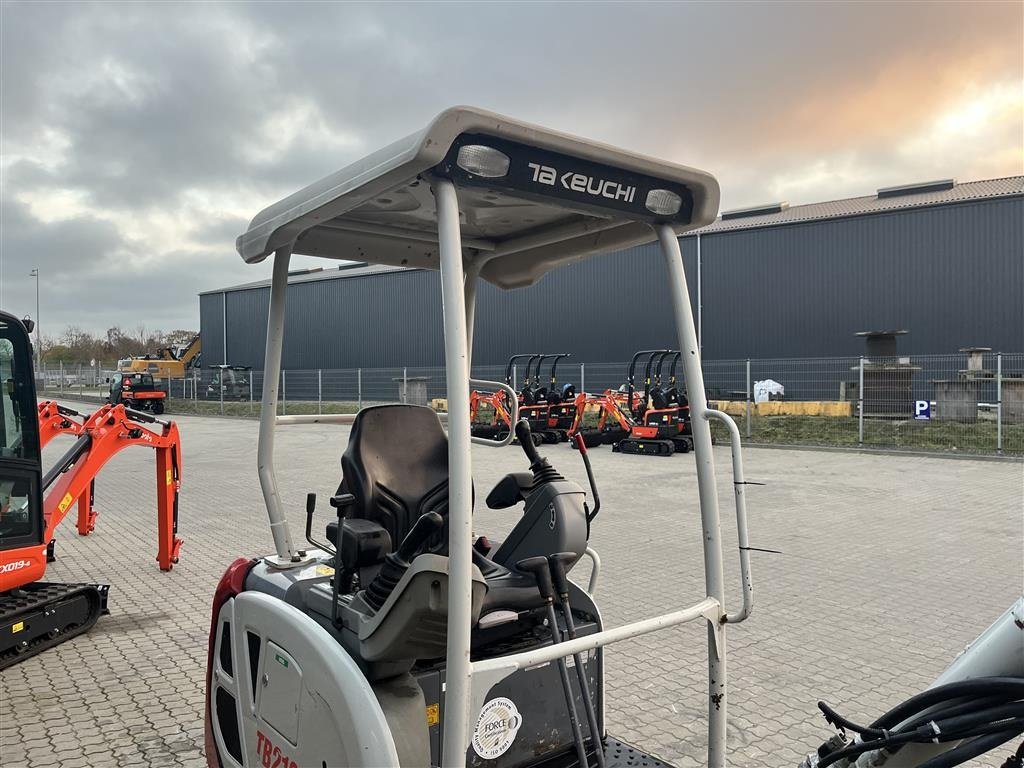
[33,361,111,397]
[38,353,1024,456]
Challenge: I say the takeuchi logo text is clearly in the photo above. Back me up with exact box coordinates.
[528,162,636,203]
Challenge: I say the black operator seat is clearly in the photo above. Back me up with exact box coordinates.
[335,404,548,615]
[336,404,451,551]
[650,388,669,411]
[650,380,679,411]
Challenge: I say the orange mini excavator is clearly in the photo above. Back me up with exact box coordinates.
[1,312,184,669]
[567,350,672,453]
[470,354,541,443]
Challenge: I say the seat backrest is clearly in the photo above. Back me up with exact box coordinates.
[650,387,670,410]
[338,405,450,549]
[663,386,679,407]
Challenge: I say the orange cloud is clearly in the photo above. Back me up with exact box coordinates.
[765,47,1021,156]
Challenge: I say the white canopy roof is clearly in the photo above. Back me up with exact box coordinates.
[237,106,719,289]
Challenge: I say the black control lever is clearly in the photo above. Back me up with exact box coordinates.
[362,511,444,612]
[515,420,544,467]
[548,552,605,768]
[547,552,574,598]
[516,555,555,598]
[328,493,357,627]
[517,556,590,768]
[395,511,444,562]
[573,434,601,534]
[304,493,337,556]
[515,420,564,485]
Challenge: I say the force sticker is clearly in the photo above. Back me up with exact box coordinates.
[425,703,439,726]
[472,697,522,759]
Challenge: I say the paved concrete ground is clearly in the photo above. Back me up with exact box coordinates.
[1,404,1020,768]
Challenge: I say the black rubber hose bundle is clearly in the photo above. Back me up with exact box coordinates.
[871,679,1024,730]
[816,677,1024,768]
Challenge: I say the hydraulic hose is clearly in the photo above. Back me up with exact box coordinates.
[898,699,1024,736]
[42,434,92,490]
[817,701,885,738]
[818,715,1024,768]
[871,678,1024,730]
[917,725,1024,768]
[899,696,1009,729]
[816,685,1024,768]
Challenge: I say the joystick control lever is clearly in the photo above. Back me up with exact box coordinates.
[516,556,556,599]
[515,420,564,486]
[362,511,444,612]
[514,420,543,467]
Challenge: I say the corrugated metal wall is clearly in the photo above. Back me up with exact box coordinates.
[201,240,697,368]
[699,197,1024,358]
[198,292,225,363]
[201,197,1023,367]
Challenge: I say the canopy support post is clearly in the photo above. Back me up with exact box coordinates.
[258,246,309,567]
[434,178,474,768]
[464,260,481,371]
[656,224,728,767]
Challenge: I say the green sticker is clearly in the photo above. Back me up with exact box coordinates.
[275,653,289,668]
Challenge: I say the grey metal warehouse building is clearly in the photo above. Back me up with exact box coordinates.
[200,176,1024,369]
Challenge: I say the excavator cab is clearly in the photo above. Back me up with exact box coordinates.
[1,309,184,669]
[0,315,44,566]
[0,313,106,668]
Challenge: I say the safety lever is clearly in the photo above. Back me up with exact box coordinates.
[574,434,601,534]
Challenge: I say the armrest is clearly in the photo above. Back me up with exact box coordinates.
[326,518,392,573]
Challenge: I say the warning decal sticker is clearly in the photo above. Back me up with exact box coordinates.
[471,697,522,759]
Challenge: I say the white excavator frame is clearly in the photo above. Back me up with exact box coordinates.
[236,106,754,767]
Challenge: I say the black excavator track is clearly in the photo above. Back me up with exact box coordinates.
[613,438,675,456]
[570,430,604,449]
[0,582,108,670]
[671,436,693,453]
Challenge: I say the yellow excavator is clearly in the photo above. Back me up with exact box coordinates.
[118,334,200,379]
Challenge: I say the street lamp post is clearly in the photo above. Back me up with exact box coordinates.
[29,268,40,368]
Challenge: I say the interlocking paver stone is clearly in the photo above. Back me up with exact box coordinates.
[0,404,1019,767]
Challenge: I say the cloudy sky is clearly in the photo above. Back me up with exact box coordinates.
[1,1,1021,337]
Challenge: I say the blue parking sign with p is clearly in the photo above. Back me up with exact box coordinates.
[914,400,931,420]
